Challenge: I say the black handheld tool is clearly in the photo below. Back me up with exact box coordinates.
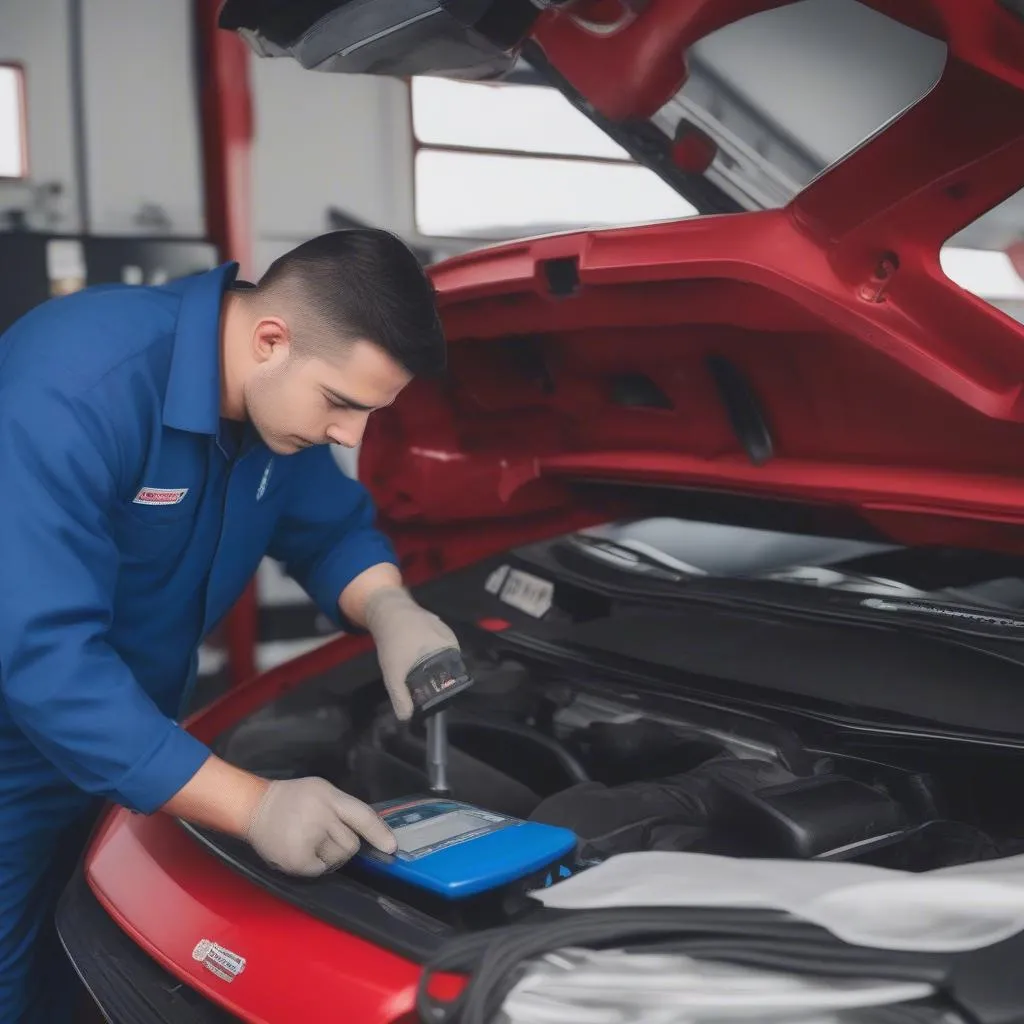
[405,648,474,796]
[406,648,474,716]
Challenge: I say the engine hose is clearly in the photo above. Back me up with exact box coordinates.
[415,906,949,1024]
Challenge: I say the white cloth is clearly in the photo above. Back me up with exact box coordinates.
[530,850,1024,953]
[499,948,935,1024]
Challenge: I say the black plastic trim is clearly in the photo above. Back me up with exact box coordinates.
[542,256,580,296]
[706,354,774,465]
[999,0,1024,22]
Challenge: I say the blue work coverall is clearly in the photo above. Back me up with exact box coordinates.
[0,263,397,1021]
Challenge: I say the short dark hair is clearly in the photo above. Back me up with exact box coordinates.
[256,228,446,377]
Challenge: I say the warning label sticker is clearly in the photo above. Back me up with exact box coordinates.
[499,569,554,618]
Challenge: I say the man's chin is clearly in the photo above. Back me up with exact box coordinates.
[262,436,305,456]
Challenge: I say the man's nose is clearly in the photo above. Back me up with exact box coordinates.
[326,413,368,448]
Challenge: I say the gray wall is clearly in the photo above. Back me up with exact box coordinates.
[79,0,206,236]
[0,0,417,250]
[0,0,80,231]
[251,57,417,275]
[0,0,203,236]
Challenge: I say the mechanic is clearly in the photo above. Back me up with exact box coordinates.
[0,228,465,1022]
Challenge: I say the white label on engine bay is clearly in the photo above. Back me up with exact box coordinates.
[485,564,510,595]
[499,569,554,618]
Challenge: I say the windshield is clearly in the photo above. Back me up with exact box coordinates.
[568,518,1024,614]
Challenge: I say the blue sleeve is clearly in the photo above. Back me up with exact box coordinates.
[0,386,211,814]
[267,446,398,628]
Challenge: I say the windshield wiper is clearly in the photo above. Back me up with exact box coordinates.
[671,577,1024,643]
[554,536,1024,646]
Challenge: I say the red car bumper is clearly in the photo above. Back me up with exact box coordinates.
[60,633,465,1023]
[83,807,438,1022]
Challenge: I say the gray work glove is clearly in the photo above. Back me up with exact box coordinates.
[245,776,397,877]
[364,586,464,722]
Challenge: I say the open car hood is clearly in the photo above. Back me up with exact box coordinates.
[219,0,1024,210]
[217,0,540,80]
[222,1,1024,576]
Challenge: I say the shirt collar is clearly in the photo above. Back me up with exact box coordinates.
[163,261,240,435]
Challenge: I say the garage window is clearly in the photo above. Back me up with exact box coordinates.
[411,76,695,240]
[0,64,27,179]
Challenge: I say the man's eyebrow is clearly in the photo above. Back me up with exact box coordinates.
[324,386,376,412]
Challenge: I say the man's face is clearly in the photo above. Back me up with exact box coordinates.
[244,337,412,456]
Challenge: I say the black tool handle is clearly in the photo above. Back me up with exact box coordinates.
[407,648,474,717]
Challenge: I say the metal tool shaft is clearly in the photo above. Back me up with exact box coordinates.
[426,710,449,794]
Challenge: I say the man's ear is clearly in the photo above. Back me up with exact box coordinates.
[252,317,291,364]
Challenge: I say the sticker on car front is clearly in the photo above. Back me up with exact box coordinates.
[192,939,246,982]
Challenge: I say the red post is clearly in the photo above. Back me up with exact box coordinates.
[195,0,258,686]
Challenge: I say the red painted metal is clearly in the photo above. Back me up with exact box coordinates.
[357,0,1024,568]
[87,629,467,1022]
[540,452,1024,524]
[530,0,1024,120]
[195,0,258,687]
[88,806,436,1023]
[532,0,794,119]
[83,2,1024,1021]
[363,191,1024,565]
[196,0,253,273]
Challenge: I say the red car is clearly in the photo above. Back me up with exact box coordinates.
[58,1,1024,1021]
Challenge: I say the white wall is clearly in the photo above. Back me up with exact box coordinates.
[251,57,416,275]
[0,0,80,231]
[80,0,206,237]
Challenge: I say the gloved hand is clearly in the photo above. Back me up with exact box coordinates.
[363,586,464,722]
[244,776,397,877]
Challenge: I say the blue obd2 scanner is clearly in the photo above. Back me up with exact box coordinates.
[353,796,578,901]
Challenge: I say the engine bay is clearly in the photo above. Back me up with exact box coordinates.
[212,637,1024,889]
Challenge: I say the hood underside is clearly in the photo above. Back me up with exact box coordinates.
[359,204,1024,570]
[222,0,1024,566]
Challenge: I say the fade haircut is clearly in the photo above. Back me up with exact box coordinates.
[254,229,446,377]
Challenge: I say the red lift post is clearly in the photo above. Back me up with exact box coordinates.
[195,0,259,686]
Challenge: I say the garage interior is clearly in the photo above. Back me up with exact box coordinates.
[2,1,1024,1022]
[2,0,1018,703]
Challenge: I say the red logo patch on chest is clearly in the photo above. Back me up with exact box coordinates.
[133,487,189,506]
